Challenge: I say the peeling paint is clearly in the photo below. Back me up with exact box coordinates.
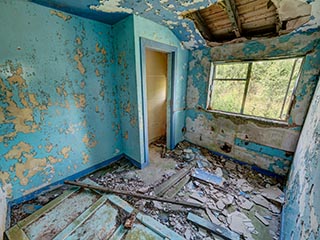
[0,0,122,201]
[185,29,320,175]
[50,10,72,21]
[82,133,97,148]
[283,73,320,239]
[74,49,86,75]
[82,152,89,164]
[90,0,133,14]
[60,146,72,158]
[4,142,33,160]
[73,94,86,109]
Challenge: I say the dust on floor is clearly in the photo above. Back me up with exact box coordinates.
[10,140,284,240]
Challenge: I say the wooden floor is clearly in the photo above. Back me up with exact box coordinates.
[6,179,184,240]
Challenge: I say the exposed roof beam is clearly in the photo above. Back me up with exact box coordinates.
[186,12,214,41]
[222,0,242,38]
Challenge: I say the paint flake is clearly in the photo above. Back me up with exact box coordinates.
[90,0,133,14]
[50,10,72,21]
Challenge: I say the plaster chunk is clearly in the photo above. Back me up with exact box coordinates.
[90,0,133,14]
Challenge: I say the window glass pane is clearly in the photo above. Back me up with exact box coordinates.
[282,58,303,118]
[215,63,249,79]
[210,81,246,113]
[243,59,296,119]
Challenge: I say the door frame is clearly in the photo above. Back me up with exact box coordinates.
[140,37,178,164]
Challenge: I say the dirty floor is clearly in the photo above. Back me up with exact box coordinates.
[9,140,284,239]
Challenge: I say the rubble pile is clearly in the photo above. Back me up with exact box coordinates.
[91,140,284,240]
[10,140,284,240]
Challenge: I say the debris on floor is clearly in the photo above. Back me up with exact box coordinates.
[9,140,284,240]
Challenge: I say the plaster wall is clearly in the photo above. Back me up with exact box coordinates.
[185,31,320,176]
[0,1,121,202]
[282,74,320,239]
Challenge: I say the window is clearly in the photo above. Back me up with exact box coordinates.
[207,57,303,120]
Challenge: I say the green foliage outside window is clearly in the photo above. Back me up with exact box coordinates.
[209,58,303,120]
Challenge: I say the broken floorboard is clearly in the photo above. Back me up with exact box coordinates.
[65,180,205,209]
[154,165,193,196]
[6,180,185,240]
[187,212,240,240]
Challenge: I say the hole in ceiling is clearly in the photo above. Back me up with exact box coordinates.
[183,0,311,45]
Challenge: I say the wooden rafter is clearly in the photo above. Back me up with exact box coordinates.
[222,0,242,38]
[186,12,214,41]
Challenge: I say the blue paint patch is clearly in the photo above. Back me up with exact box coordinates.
[235,138,293,161]
[32,0,129,25]
[242,41,266,56]
[7,154,123,207]
[0,123,15,135]
[208,149,285,180]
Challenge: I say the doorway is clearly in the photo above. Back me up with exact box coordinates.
[145,49,168,144]
[140,38,178,166]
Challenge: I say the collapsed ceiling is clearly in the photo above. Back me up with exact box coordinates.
[183,0,311,45]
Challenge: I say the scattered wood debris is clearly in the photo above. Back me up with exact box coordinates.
[124,213,137,229]
[255,212,270,226]
[12,140,283,239]
[187,212,240,240]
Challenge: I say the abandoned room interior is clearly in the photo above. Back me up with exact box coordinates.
[0,0,319,239]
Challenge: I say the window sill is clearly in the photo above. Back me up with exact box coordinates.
[205,109,290,127]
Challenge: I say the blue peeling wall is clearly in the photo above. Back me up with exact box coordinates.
[113,15,189,167]
[282,74,320,239]
[133,16,189,166]
[185,28,320,176]
[113,16,138,163]
[0,1,121,202]
[0,1,189,207]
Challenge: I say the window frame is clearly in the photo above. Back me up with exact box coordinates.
[207,56,305,122]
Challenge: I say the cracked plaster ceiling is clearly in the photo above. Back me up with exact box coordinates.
[31,0,319,49]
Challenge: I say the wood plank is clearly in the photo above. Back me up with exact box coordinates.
[240,7,276,22]
[107,194,135,214]
[199,4,224,14]
[187,12,214,40]
[137,213,185,240]
[191,168,223,185]
[187,213,240,240]
[18,187,79,228]
[242,18,277,30]
[237,0,270,15]
[201,10,226,19]
[164,175,190,199]
[52,196,108,240]
[65,180,205,209]
[205,17,232,27]
[154,165,193,196]
[5,225,29,240]
[24,189,100,240]
[65,201,118,240]
[224,0,242,37]
[109,225,128,240]
[125,223,163,240]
